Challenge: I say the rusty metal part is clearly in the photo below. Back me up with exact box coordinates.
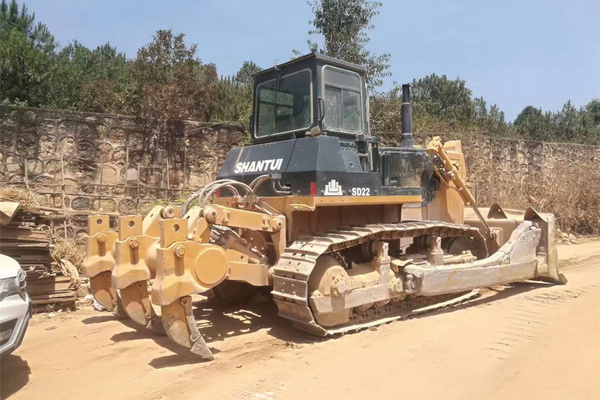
[161,296,213,360]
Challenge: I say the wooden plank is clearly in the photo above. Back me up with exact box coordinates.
[31,292,77,301]
[27,275,72,283]
[0,227,51,241]
[0,242,50,249]
[27,282,74,295]
[32,297,76,305]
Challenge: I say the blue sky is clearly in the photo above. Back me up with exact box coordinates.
[24,0,600,121]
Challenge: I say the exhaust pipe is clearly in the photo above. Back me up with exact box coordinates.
[401,83,414,148]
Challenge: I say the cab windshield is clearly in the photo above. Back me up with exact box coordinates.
[256,70,311,137]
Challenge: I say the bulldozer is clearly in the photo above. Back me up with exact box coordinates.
[82,53,566,360]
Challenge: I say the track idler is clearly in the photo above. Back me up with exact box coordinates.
[82,215,120,311]
[152,218,230,360]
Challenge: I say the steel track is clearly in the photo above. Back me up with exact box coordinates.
[271,221,483,336]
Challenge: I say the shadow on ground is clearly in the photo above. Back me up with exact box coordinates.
[80,294,298,369]
[79,279,557,369]
[0,354,31,399]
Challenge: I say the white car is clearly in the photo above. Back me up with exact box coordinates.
[0,254,32,357]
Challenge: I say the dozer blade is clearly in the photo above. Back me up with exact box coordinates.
[89,271,118,311]
[161,296,213,360]
[120,281,164,334]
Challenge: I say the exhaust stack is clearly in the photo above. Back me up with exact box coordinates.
[401,83,414,148]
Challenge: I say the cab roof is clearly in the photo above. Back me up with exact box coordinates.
[253,53,367,77]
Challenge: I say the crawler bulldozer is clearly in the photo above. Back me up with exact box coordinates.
[83,53,566,360]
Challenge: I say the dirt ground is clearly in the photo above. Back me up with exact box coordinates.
[1,240,599,400]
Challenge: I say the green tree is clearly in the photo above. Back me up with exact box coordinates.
[369,85,402,132]
[514,105,554,141]
[48,41,130,112]
[0,28,50,106]
[411,74,475,126]
[371,76,512,135]
[584,99,600,127]
[214,61,262,126]
[514,105,543,127]
[306,0,391,89]
[130,29,219,123]
[0,0,55,53]
[473,97,507,135]
[234,61,261,86]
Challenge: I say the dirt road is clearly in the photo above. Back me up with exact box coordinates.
[2,240,599,400]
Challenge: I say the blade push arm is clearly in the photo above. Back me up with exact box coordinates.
[426,136,495,240]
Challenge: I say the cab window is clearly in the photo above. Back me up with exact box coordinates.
[323,67,363,133]
[256,70,312,137]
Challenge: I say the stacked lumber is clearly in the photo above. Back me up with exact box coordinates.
[0,204,77,312]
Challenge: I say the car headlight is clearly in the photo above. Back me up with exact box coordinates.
[0,270,26,301]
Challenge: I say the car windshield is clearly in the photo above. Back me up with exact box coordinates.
[256,70,311,137]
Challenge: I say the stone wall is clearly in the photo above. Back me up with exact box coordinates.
[0,105,246,240]
[2,105,599,240]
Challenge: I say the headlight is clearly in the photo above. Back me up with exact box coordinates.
[0,275,23,301]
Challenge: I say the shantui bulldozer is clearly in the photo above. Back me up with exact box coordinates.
[83,53,566,360]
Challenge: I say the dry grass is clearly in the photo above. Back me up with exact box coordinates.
[0,187,40,212]
[52,239,85,270]
[472,160,600,235]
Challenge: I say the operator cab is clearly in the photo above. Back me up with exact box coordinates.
[218,53,439,203]
[251,53,370,144]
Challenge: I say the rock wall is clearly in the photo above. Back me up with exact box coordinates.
[2,105,599,240]
[0,105,247,240]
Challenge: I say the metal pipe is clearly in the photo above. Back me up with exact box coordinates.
[401,83,414,148]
